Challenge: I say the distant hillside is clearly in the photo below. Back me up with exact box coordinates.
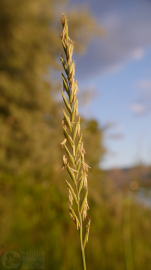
[104,165,151,189]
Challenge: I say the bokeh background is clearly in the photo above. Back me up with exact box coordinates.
[0,0,151,269]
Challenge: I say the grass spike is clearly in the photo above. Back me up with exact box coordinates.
[60,13,91,270]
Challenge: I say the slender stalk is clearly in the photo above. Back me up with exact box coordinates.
[79,215,87,270]
[60,14,91,270]
[77,184,87,270]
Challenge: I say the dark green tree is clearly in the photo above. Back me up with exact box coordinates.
[0,0,103,175]
[0,1,106,270]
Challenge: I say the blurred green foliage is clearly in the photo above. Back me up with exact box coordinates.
[0,0,151,270]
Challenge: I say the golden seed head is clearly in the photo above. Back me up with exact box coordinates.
[60,13,91,233]
[69,208,74,221]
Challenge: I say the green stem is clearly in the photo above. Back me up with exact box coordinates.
[76,170,87,270]
[79,213,87,270]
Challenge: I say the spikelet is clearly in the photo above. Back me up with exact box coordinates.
[66,180,78,204]
[68,204,80,230]
[69,60,75,80]
[60,138,67,148]
[73,144,75,157]
[61,91,72,113]
[73,80,79,102]
[73,117,80,140]
[62,73,70,96]
[78,173,84,194]
[60,54,68,75]
[75,99,79,116]
[67,165,76,185]
[83,172,88,188]
[80,189,89,220]
[72,99,78,122]
[62,155,67,170]
[64,145,75,167]
[76,157,82,178]
[68,40,74,65]
[82,197,89,220]
[68,188,73,205]
[62,109,72,131]
[83,219,91,248]
[75,134,82,157]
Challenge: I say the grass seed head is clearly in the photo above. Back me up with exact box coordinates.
[60,13,91,251]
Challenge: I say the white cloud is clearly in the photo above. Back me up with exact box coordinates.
[131,103,146,114]
[73,0,151,80]
[107,63,123,75]
[136,80,151,96]
[131,79,151,115]
[132,48,144,60]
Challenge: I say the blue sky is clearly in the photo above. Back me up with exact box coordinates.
[68,0,151,169]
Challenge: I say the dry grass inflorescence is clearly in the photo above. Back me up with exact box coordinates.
[60,13,91,270]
